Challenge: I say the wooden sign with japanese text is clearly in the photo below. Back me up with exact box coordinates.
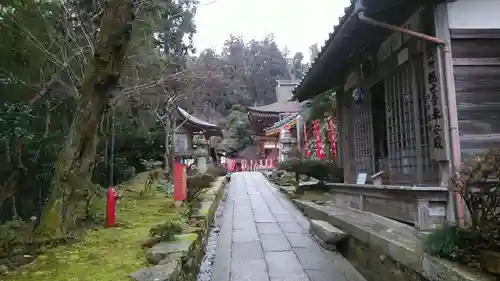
[424,45,448,161]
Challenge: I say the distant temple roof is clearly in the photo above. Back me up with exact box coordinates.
[263,100,311,136]
[176,107,221,136]
[247,80,302,114]
[248,100,311,136]
[247,100,301,114]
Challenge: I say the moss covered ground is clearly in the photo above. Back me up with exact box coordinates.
[6,172,181,281]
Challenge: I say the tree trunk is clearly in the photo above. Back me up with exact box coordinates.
[164,117,171,173]
[36,0,136,237]
[170,117,176,172]
[0,171,21,210]
[0,139,24,210]
[164,112,178,177]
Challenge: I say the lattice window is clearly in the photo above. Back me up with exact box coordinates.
[344,101,357,181]
[352,100,373,174]
[385,57,437,183]
[386,61,418,176]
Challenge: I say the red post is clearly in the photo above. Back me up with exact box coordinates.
[173,162,187,201]
[106,187,119,227]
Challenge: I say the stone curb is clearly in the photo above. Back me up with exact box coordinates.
[129,176,226,281]
[190,177,226,272]
[263,172,494,281]
[293,200,495,281]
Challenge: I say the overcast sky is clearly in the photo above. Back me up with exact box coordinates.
[193,0,351,61]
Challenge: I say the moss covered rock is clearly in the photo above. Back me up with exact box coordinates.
[269,170,297,186]
[129,260,180,281]
[146,238,195,265]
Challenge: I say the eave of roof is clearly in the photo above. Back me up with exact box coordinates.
[293,0,444,102]
[265,118,297,137]
[177,107,221,131]
[264,113,299,132]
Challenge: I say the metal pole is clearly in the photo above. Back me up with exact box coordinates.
[110,106,115,187]
[442,44,463,226]
[358,12,463,225]
[104,112,109,181]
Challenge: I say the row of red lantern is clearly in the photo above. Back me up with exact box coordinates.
[303,118,337,160]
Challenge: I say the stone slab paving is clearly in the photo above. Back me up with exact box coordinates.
[212,172,366,281]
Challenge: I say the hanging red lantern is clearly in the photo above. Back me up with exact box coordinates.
[313,120,324,159]
[327,117,337,161]
[303,123,310,158]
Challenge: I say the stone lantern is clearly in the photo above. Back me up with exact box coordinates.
[279,127,297,162]
[193,138,209,174]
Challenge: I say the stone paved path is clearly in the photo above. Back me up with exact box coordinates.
[212,172,366,281]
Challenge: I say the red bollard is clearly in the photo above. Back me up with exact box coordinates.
[106,187,119,227]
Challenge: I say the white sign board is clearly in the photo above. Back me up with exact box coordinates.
[429,206,446,217]
[356,173,368,185]
[174,134,189,155]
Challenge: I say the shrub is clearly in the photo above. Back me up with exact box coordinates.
[424,224,485,264]
[278,158,343,184]
[186,174,216,203]
[207,165,228,177]
[0,219,24,245]
[423,225,463,260]
[142,220,184,248]
[453,148,500,251]
[424,148,500,267]
[92,156,135,187]
[269,170,297,186]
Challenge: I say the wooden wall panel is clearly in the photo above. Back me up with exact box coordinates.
[451,38,500,58]
[452,37,500,158]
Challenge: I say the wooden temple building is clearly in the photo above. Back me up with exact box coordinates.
[247,80,301,159]
[290,0,500,229]
[173,107,222,160]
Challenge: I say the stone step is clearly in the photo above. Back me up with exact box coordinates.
[309,219,348,250]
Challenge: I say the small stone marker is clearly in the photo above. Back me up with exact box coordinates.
[309,219,348,246]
